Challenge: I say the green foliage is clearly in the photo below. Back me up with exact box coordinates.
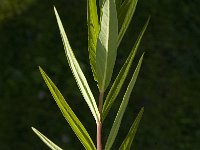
[105,54,144,149]
[115,0,123,11]
[96,0,118,91]
[32,0,148,149]
[102,18,149,121]
[54,7,100,123]
[87,0,99,81]
[117,0,138,47]
[1,0,200,150]
[32,127,63,150]
[38,67,96,149]
[119,107,144,150]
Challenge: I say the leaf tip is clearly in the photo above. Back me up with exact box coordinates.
[38,66,44,74]
[142,52,145,57]
[31,127,38,133]
[53,6,57,13]
[148,15,151,21]
[141,107,144,112]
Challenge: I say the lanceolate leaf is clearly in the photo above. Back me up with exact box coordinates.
[102,18,150,121]
[105,54,144,150]
[39,67,96,150]
[54,7,100,123]
[118,0,138,47]
[119,107,144,150]
[32,127,63,150]
[87,0,99,81]
[96,0,118,91]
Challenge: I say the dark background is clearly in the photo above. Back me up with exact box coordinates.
[0,0,199,149]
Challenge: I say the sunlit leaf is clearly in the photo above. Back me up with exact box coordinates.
[87,0,99,81]
[118,0,138,47]
[96,0,118,91]
[54,7,100,123]
[39,67,96,150]
[119,107,144,150]
[32,127,63,150]
[102,18,149,121]
[105,54,144,150]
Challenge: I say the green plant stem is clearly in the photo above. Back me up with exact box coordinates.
[97,91,104,150]
[98,91,104,116]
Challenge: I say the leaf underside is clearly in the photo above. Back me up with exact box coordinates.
[54,7,100,123]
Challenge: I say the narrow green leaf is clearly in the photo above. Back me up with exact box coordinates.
[119,107,144,150]
[118,0,138,47]
[39,67,96,150]
[105,54,144,150]
[87,0,99,81]
[96,0,118,91]
[54,7,100,123]
[102,18,149,121]
[117,0,132,29]
[115,0,123,11]
[32,127,63,150]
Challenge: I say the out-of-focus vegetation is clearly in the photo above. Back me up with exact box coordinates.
[0,0,36,21]
[0,0,199,149]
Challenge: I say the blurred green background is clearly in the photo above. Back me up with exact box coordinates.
[0,0,199,149]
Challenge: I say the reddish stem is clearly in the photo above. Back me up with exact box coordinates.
[97,91,104,150]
